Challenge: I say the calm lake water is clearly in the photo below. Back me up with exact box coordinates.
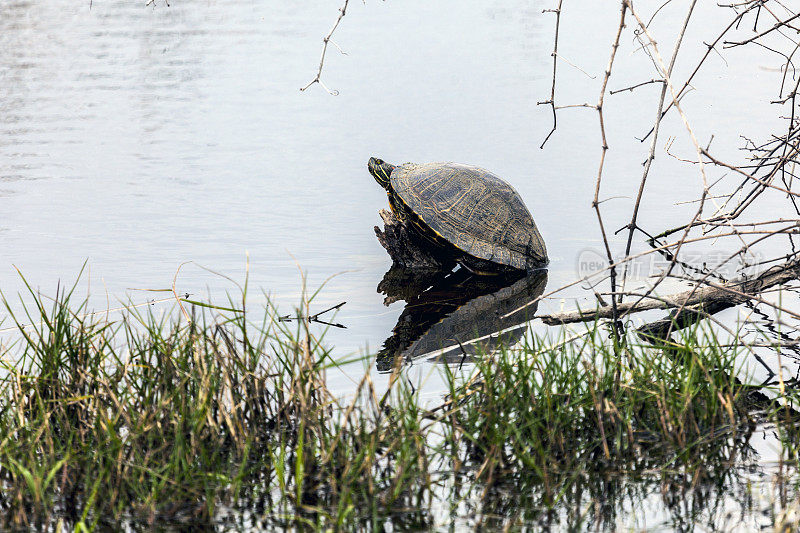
[1,0,788,355]
[1,0,798,528]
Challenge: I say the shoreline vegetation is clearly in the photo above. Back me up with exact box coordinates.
[1,273,800,530]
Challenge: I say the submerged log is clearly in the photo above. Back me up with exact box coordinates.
[540,259,800,326]
[373,209,455,271]
[633,260,800,413]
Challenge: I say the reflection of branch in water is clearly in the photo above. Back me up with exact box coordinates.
[742,300,800,371]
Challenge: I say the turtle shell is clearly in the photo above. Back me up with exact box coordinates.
[390,162,547,271]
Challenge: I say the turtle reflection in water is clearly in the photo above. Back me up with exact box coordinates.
[376,267,548,372]
[368,158,547,274]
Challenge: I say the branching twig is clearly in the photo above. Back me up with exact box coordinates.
[610,78,664,95]
[300,0,350,95]
[538,1,564,149]
[278,301,347,329]
[590,0,628,338]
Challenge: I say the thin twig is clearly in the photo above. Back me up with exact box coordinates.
[539,0,564,149]
[300,0,350,95]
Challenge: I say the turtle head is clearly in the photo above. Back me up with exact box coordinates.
[368,157,396,190]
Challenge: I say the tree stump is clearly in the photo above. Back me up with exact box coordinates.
[377,265,451,305]
[373,209,455,272]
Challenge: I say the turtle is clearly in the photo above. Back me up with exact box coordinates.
[368,157,548,274]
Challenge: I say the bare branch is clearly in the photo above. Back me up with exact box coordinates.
[609,78,664,95]
[539,0,564,149]
[541,258,800,325]
[590,0,629,337]
[301,0,350,95]
[620,0,697,303]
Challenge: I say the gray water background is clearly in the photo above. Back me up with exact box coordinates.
[3,1,800,529]
[0,0,791,365]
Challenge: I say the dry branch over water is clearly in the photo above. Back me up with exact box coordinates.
[519,0,800,358]
[300,0,350,95]
[541,258,800,325]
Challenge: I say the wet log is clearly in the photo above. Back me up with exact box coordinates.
[540,259,800,326]
[373,209,455,271]
[637,298,736,340]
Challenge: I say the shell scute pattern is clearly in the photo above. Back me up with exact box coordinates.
[390,162,547,270]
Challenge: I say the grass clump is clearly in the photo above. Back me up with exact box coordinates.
[438,324,767,528]
[0,273,795,530]
[0,277,434,530]
[449,327,749,466]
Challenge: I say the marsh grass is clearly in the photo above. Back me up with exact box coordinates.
[0,274,437,530]
[436,323,772,529]
[0,273,798,530]
[445,324,752,476]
